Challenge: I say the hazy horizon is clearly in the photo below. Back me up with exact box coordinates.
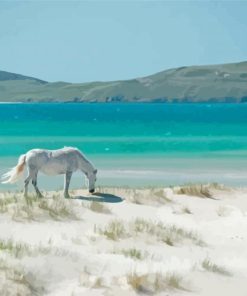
[2,59,247,84]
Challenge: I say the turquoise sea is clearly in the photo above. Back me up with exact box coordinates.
[0,103,247,190]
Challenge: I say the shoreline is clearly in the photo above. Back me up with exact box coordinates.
[1,101,247,104]
[1,153,247,191]
[1,166,247,193]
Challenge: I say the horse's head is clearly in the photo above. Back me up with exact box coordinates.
[87,169,97,193]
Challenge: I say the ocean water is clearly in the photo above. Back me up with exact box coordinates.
[0,103,247,190]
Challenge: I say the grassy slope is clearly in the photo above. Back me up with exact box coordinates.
[0,61,247,102]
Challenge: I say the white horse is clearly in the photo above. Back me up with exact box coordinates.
[1,147,97,198]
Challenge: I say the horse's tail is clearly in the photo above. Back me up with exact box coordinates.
[1,154,26,184]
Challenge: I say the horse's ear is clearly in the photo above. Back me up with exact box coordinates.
[94,169,98,174]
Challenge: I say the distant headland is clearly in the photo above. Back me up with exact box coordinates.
[1,61,247,103]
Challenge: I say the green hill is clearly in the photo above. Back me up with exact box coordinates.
[1,61,247,103]
[0,70,47,84]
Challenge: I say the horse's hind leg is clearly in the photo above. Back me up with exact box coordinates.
[31,170,43,198]
[24,174,32,197]
[64,171,72,198]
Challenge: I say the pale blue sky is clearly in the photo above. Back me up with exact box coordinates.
[0,1,246,82]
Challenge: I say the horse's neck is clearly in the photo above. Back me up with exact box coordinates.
[79,156,94,174]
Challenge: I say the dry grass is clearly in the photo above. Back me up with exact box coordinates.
[176,184,212,198]
[0,193,80,221]
[132,218,203,246]
[182,206,192,214]
[121,248,143,260]
[79,267,105,289]
[127,271,184,293]
[113,248,146,260]
[175,184,213,198]
[92,277,104,289]
[38,195,79,220]
[175,183,229,198]
[0,239,30,258]
[96,186,107,194]
[96,220,126,241]
[0,237,77,295]
[96,218,203,246]
[127,188,172,206]
[87,201,111,214]
[202,258,232,276]
[0,238,69,259]
[0,259,42,296]
[0,194,19,213]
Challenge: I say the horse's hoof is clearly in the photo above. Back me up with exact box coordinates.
[37,194,43,198]
[64,194,70,199]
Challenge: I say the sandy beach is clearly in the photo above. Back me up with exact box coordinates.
[0,184,247,295]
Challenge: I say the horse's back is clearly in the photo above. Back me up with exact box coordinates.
[26,149,50,167]
[25,147,81,174]
[50,147,81,172]
[51,147,80,157]
[26,147,79,158]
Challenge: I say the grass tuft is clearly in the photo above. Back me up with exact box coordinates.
[0,258,43,295]
[132,218,203,246]
[39,194,79,220]
[96,218,203,246]
[182,206,192,214]
[0,192,80,221]
[176,184,212,198]
[96,220,126,241]
[175,183,228,198]
[0,238,69,259]
[114,248,145,260]
[127,271,184,293]
[92,277,104,289]
[202,258,232,276]
[127,188,172,206]
[87,201,111,214]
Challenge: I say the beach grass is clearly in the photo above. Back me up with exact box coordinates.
[38,195,79,220]
[121,248,143,260]
[87,201,111,214]
[0,258,42,295]
[176,184,212,198]
[202,258,232,276]
[96,220,126,241]
[127,188,172,206]
[132,218,203,246]
[0,238,69,259]
[0,192,80,221]
[113,248,146,260]
[182,206,192,214]
[175,183,228,198]
[127,271,184,293]
[96,218,203,246]
[0,185,244,295]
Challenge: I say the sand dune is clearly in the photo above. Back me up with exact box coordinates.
[0,184,247,295]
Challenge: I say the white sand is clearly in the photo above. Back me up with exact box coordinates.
[0,185,247,295]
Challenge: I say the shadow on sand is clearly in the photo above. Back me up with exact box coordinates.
[73,192,124,203]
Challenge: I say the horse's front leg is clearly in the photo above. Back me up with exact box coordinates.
[64,171,72,198]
